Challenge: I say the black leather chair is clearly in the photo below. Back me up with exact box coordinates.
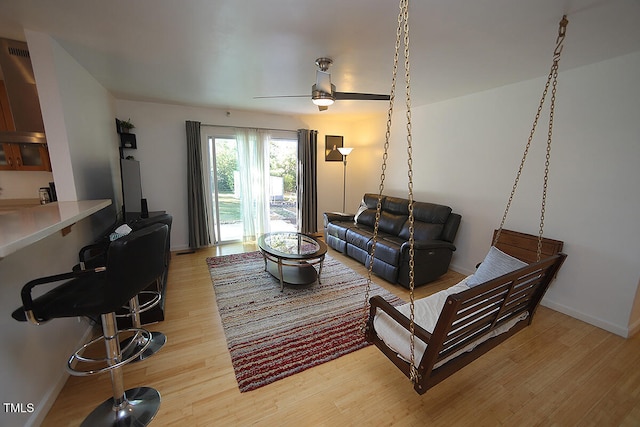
[118,214,172,361]
[12,223,168,427]
[77,214,173,361]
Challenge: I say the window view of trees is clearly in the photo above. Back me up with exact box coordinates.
[214,139,237,193]
[269,139,297,195]
[210,137,298,241]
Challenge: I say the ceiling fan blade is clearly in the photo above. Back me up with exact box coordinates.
[334,92,390,101]
[316,70,332,94]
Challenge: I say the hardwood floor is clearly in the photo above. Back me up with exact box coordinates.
[42,244,640,426]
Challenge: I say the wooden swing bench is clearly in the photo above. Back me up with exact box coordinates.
[365,230,566,395]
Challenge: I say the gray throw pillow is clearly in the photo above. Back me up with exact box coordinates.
[466,246,528,287]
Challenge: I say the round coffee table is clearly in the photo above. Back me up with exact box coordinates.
[257,232,327,291]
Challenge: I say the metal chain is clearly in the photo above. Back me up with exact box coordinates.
[361,0,404,334]
[494,16,568,261]
[360,0,419,386]
[398,0,418,384]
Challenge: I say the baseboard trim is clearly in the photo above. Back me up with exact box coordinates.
[541,299,629,338]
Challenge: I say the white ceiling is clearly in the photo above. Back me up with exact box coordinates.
[1,0,639,115]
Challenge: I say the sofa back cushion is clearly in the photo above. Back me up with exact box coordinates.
[355,195,454,241]
[356,194,409,235]
[399,202,452,241]
[354,194,384,226]
[378,211,408,235]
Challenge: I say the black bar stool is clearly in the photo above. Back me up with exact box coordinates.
[12,223,168,427]
[118,214,172,361]
[78,214,173,362]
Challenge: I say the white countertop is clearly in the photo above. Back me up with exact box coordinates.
[0,199,112,259]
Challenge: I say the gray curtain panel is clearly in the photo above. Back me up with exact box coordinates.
[186,120,211,248]
[297,129,318,234]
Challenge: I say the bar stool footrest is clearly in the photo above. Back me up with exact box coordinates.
[67,327,152,376]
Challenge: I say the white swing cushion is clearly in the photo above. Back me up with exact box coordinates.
[373,276,528,367]
[466,246,527,287]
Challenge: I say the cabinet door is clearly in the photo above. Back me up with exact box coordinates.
[14,143,51,171]
[0,143,14,170]
[0,81,16,132]
[0,143,52,171]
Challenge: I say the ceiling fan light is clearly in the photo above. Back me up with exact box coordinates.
[311,85,335,106]
[312,97,334,107]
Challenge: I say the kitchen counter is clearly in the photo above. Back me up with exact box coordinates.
[0,199,112,259]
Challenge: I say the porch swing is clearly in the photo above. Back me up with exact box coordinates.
[362,1,569,395]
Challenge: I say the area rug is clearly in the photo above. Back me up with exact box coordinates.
[206,251,403,392]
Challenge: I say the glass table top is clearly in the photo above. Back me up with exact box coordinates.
[258,232,326,259]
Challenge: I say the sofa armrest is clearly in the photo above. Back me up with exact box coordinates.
[402,239,457,253]
[323,212,355,227]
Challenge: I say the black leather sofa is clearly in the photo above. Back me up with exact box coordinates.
[324,194,461,288]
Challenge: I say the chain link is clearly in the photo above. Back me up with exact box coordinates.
[361,0,404,335]
[360,0,420,385]
[495,16,567,261]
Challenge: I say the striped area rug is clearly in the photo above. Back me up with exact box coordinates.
[207,251,403,392]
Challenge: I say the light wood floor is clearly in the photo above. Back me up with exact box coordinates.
[42,244,640,426]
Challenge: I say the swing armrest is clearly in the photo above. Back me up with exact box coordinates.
[369,295,432,343]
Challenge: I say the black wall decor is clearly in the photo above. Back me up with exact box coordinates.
[325,135,343,161]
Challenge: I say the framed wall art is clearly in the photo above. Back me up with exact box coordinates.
[325,135,343,161]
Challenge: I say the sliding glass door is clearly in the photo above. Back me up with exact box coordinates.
[268,137,298,233]
[206,131,298,244]
[208,137,242,242]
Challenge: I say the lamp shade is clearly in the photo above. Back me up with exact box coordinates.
[337,147,353,156]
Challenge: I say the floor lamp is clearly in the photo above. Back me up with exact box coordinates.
[337,147,353,213]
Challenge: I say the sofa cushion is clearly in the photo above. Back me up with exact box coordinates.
[400,221,444,241]
[378,211,408,235]
[355,209,377,227]
[345,227,374,249]
[413,202,452,224]
[383,196,409,215]
[398,202,452,241]
[325,221,353,240]
[371,238,402,265]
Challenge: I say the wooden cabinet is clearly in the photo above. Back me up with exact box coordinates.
[0,81,15,132]
[0,142,51,171]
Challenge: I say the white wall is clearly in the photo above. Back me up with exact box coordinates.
[0,31,119,427]
[0,170,54,199]
[27,30,120,212]
[114,100,307,250]
[0,221,96,427]
[380,52,640,337]
[299,113,388,225]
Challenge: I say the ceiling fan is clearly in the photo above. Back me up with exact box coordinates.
[255,57,390,111]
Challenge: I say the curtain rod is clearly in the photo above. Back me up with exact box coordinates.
[201,123,298,133]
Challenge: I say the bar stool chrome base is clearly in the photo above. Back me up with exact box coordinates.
[118,294,167,362]
[121,331,167,362]
[80,386,160,427]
